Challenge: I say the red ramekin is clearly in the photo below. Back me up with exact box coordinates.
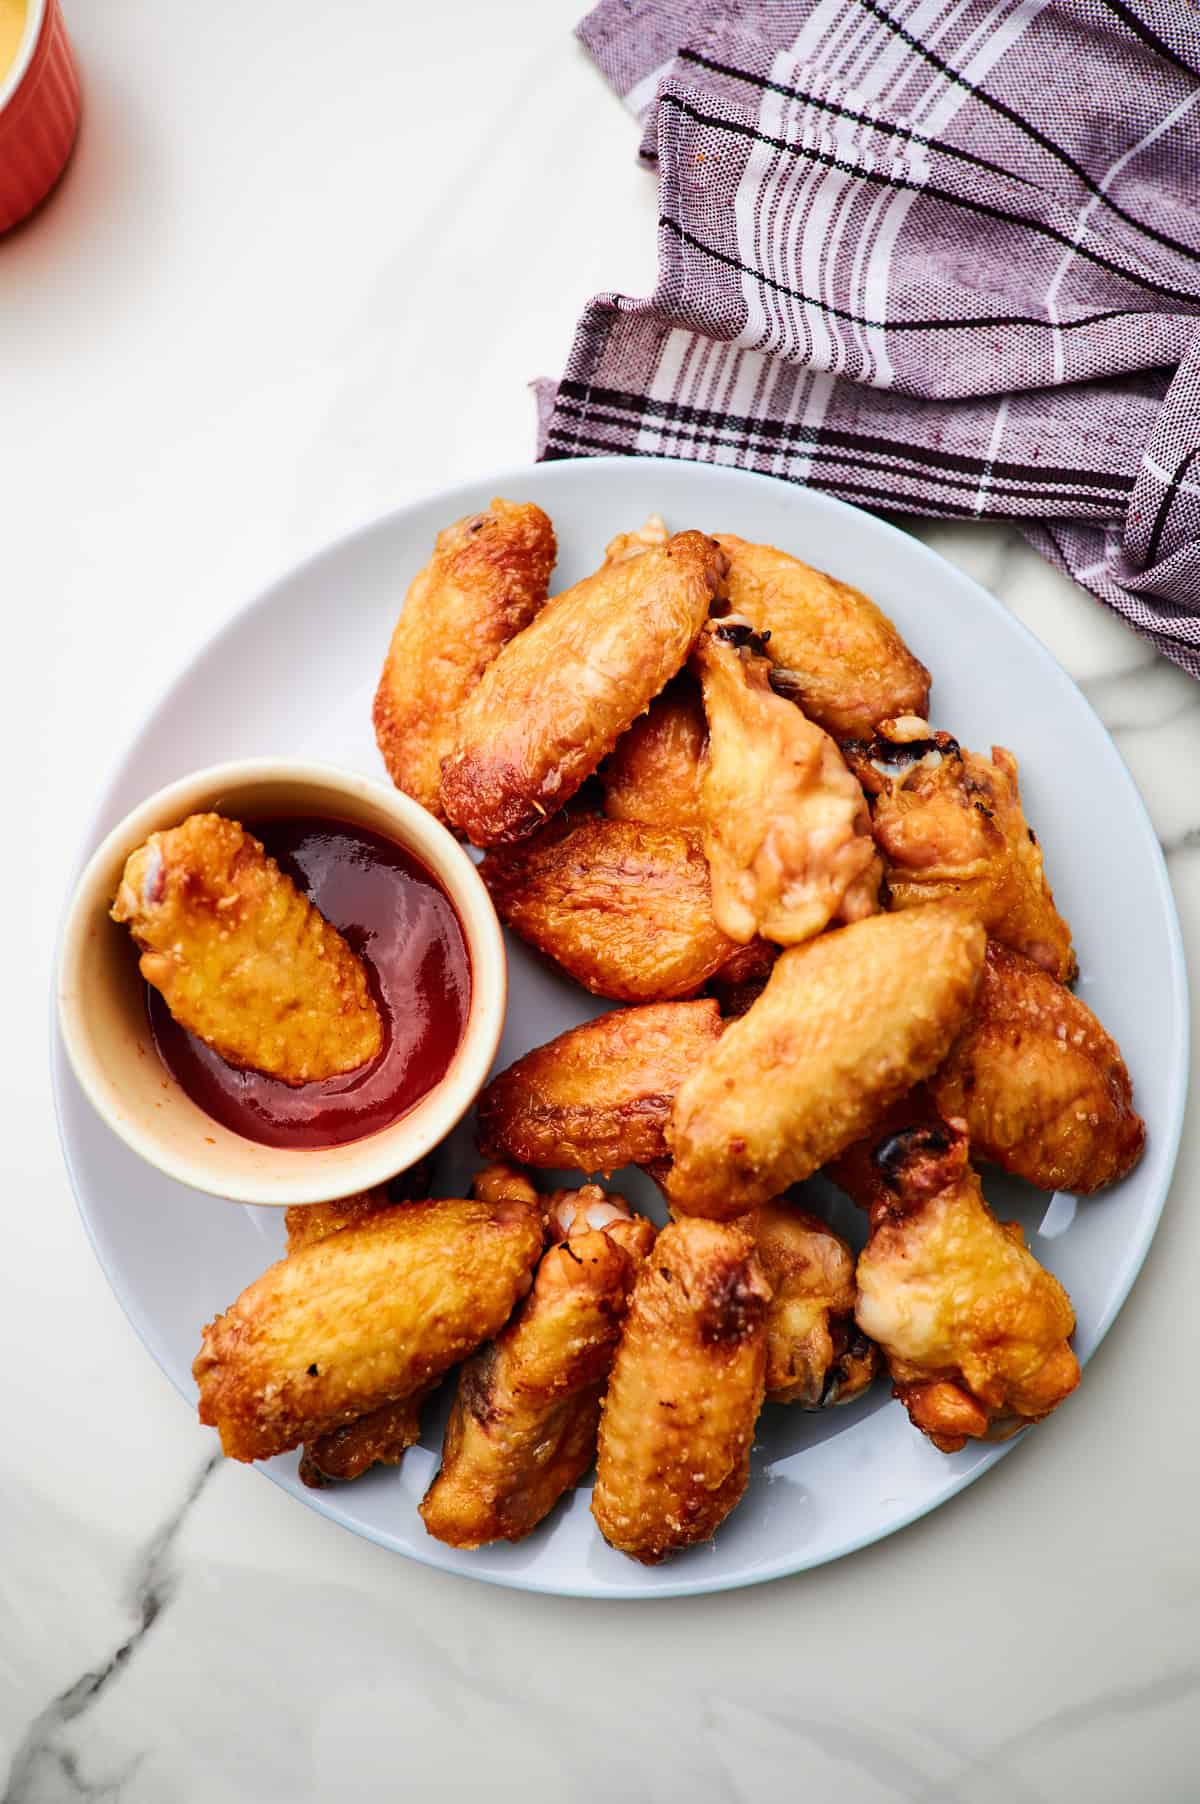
[0,0,80,234]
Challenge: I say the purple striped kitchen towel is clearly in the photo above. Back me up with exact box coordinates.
[536,0,1200,676]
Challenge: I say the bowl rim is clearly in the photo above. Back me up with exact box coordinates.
[0,0,48,117]
[55,755,507,1206]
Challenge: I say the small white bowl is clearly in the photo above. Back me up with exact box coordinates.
[56,760,506,1206]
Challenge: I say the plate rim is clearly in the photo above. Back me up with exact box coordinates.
[49,453,1191,1599]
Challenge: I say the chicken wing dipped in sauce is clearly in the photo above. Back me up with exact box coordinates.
[930,941,1144,1192]
[481,813,739,1003]
[592,1217,770,1563]
[372,499,556,819]
[193,1191,543,1463]
[713,534,930,741]
[666,905,985,1219]
[693,621,880,945]
[476,999,724,1175]
[421,1189,656,1549]
[845,716,1075,981]
[753,1198,878,1407]
[440,531,727,846]
[601,676,707,834]
[112,814,382,1085]
[852,1119,1080,1451]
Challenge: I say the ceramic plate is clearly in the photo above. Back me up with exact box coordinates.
[52,457,1188,1598]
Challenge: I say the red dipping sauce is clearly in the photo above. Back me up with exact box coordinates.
[147,816,471,1150]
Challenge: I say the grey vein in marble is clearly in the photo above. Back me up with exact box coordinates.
[909,1659,1200,1804]
[2,1455,219,1804]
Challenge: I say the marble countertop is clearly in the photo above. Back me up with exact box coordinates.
[5,2,1199,1798]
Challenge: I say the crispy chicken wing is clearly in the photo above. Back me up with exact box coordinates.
[693,622,880,945]
[753,1198,879,1407]
[854,1120,1080,1450]
[666,905,985,1218]
[846,717,1075,980]
[193,1193,542,1462]
[713,534,930,741]
[592,1217,770,1563]
[111,814,381,1085]
[481,813,738,1002]
[440,531,726,845]
[930,941,1144,1192]
[601,676,707,834]
[476,999,724,1174]
[421,1195,655,1548]
[372,499,556,818]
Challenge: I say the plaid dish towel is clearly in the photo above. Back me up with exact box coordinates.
[536,0,1200,676]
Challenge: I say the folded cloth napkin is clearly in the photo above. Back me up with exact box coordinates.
[536,0,1200,676]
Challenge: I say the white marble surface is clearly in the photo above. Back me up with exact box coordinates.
[4,2,1199,1798]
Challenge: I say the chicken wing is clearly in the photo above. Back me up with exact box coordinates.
[476,999,724,1174]
[440,531,726,845]
[481,813,738,1002]
[693,622,880,945]
[713,534,930,741]
[753,1198,878,1407]
[193,1193,542,1462]
[421,1199,655,1548]
[372,499,556,818]
[666,904,985,1218]
[930,941,1144,1192]
[111,813,382,1085]
[854,1120,1080,1450]
[601,676,707,834]
[845,717,1075,981]
[591,1217,770,1563]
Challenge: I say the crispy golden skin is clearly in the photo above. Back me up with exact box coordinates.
[854,1121,1080,1451]
[482,813,738,1003]
[666,905,985,1218]
[193,1194,542,1462]
[372,499,556,818]
[714,534,930,741]
[284,1188,394,1254]
[440,531,727,846]
[693,623,880,945]
[420,1207,654,1549]
[753,1199,879,1407]
[846,718,1076,981]
[476,999,724,1174]
[601,676,707,834]
[604,514,669,565]
[111,813,382,1085]
[930,941,1144,1192]
[592,1217,770,1563]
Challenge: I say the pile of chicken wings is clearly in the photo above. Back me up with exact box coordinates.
[194,500,1144,1565]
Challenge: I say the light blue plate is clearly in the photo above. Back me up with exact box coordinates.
[52,457,1188,1598]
